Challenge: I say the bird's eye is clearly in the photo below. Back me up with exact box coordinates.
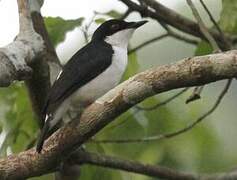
[111,24,120,31]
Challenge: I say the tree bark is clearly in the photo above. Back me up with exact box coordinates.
[0,0,44,87]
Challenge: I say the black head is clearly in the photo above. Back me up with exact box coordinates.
[92,19,147,41]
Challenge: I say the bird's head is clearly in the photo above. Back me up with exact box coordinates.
[92,19,147,47]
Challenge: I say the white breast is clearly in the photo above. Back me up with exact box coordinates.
[74,45,128,105]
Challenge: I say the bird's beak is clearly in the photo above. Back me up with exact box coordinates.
[127,20,148,29]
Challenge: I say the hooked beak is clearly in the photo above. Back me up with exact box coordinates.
[127,20,148,29]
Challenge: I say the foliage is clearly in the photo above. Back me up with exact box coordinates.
[44,16,84,46]
[195,41,212,55]
[0,83,37,156]
[219,0,237,33]
[103,10,122,19]
[95,18,107,24]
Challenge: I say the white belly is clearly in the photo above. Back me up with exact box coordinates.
[75,46,128,104]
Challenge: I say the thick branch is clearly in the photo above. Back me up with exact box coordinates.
[1,50,237,179]
[0,0,44,87]
[25,0,61,126]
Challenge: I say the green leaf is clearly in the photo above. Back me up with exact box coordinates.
[0,83,37,155]
[122,51,140,80]
[195,41,213,56]
[95,18,107,24]
[80,165,122,180]
[220,0,237,33]
[44,16,84,46]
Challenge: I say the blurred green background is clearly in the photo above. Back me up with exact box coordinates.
[1,0,237,179]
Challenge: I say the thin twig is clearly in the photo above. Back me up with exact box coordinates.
[128,33,168,54]
[169,31,199,45]
[199,0,222,35]
[136,88,189,111]
[91,80,231,144]
[199,0,232,49]
[71,150,237,180]
[187,0,220,52]
[158,22,199,45]
[96,88,188,132]
[186,86,203,104]
[120,9,132,20]
[186,0,222,103]
[25,137,37,150]
[81,14,96,43]
[76,151,199,180]
[128,30,197,55]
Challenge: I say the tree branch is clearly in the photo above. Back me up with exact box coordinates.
[199,0,231,49]
[104,88,189,131]
[0,0,44,87]
[185,0,233,104]
[92,79,231,144]
[69,150,237,180]
[168,29,199,45]
[120,9,132,20]
[76,151,198,180]
[26,2,67,180]
[186,85,203,103]
[128,33,168,54]
[0,50,237,179]
[25,0,61,127]
[128,31,198,55]
[187,0,220,52]
[135,88,188,111]
[120,0,231,50]
[186,0,221,103]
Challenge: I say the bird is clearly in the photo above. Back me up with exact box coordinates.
[36,19,147,153]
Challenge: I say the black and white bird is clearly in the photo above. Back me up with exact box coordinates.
[36,19,147,153]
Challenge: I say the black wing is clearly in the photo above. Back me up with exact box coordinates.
[43,41,113,116]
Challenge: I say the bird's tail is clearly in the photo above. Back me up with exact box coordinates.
[36,116,50,153]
